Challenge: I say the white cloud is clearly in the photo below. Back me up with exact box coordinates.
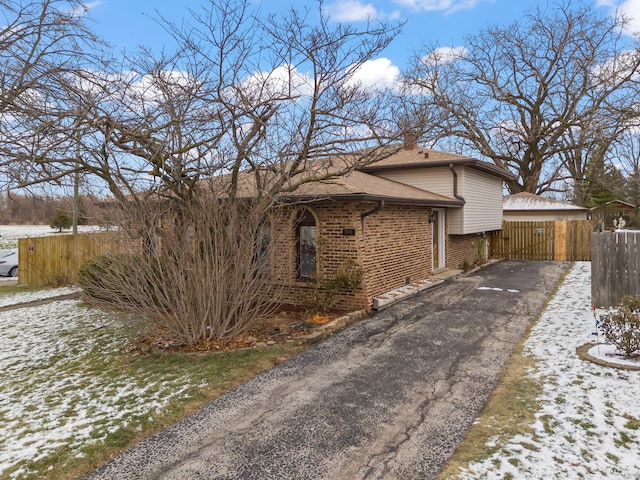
[421,45,467,65]
[598,0,640,36]
[393,0,491,14]
[237,65,313,103]
[344,57,400,90]
[325,0,379,21]
[69,0,101,18]
[617,0,640,35]
[591,49,640,84]
[324,0,403,22]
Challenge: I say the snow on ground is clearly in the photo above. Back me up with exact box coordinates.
[461,262,640,479]
[0,296,200,479]
[0,286,81,307]
[0,225,101,239]
[0,225,103,250]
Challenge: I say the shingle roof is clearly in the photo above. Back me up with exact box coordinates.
[503,192,588,211]
[225,167,462,207]
[590,199,635,210]
[359,146,515,180]
[281,170,462,206]
[213,145,513,207]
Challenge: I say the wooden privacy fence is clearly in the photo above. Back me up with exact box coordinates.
[18,232,135,286]
[490,220,596,261]
[591,230,640,308]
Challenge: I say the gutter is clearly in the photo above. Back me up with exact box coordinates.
[277,194,463,207]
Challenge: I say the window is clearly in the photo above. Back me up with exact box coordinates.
[296,209,317,279]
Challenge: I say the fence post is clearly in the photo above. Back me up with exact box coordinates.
[554,220,567,261]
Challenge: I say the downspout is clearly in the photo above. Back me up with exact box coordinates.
[449,163,465,203]
[360,200,385,228]
[360,200,384,310]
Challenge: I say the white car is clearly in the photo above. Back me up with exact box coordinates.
[0,249,18,277]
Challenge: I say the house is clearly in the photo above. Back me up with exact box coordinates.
[261,142,514,311]
[503,192,589,222]
[589,199,636,229]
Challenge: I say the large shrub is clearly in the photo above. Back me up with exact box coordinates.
[76,197,285,346]
[599,296,640,356]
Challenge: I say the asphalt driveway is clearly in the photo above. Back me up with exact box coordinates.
[85,260,568,480]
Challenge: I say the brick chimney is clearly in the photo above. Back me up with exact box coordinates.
[404,130,418,150]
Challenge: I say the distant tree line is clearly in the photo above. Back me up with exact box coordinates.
[0,193,101,225]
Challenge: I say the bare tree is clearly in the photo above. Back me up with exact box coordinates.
[406,2,640,199]
[14,0,406,345]
[0,0,104,190]
[11,0,405,201]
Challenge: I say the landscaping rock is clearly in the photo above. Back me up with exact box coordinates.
[297,331,324,344]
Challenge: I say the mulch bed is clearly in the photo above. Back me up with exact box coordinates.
[130,308,344,354]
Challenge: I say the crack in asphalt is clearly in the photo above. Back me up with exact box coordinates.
[352,329,475,480]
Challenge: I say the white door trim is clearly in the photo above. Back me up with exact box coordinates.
[432,208,446,270]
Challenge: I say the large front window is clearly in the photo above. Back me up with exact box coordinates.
[297,209,316,280]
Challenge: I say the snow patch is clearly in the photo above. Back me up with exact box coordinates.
[461,262,640,479]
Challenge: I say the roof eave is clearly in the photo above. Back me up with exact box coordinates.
[276,193,464,207]
[504,208,589,213]
[361,158,516,181]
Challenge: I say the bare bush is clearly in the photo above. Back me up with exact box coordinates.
[79,194,285,345]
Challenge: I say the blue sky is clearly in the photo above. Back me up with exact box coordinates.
[89,0,535,63]
[87,0,639,72]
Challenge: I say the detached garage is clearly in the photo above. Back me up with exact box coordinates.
[503,192,589,222]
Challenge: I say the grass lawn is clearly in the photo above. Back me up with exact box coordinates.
[0,287,306,480]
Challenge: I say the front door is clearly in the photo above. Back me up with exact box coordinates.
[432,209,445,270]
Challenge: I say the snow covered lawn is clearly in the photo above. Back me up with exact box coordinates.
[0,225,102,250]
[0,289,203,479]
[0,287,80,308]
[461,262,640,479]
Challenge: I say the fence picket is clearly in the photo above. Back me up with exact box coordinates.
[491,220,596,261]
[591,231,640,308]
[18,232,136,286]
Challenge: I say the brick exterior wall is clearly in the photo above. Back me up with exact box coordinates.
[266,201,481,312]
[267,202,369,311]
[360,204,433,300]
[446,234,483,270]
